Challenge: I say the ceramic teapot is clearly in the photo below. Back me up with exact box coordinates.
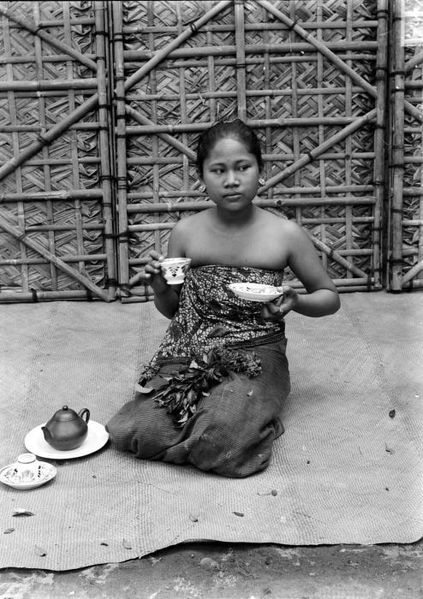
[42,405,90,451]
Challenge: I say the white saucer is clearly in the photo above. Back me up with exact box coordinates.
[24,420,109,460]
[228,282,284,303]
[0,461,57,490]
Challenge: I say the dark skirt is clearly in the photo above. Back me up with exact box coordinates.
[106,335,290,478]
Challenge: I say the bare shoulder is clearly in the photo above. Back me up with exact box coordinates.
[259,211,319,268]
[175,210,209,231]
[168,210,211,254]
[172,210,210,239]
[260,210,304,237]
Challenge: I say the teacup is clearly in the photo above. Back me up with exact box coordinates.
[160,258,191,285]
[13,453,40,482]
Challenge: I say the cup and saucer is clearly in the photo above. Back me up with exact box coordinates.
[0,453,57,490]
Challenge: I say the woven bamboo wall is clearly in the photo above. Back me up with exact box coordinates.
[389,0,423,290]
[116,0,388,302]
[1,1,420,303]
[0,0,115,302]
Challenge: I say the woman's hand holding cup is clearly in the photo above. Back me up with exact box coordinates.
[143,251,168,293]
[143,252,191,291]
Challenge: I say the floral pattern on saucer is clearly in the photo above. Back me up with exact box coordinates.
[0,461,57,490]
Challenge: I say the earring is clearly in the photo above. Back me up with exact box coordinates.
[259,177,265,186]
[200,184,206,192]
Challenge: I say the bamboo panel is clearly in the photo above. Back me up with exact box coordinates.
[388,0,423,290]
[0,0,115,302]
[0,1,395,302]
[116,0,386,301]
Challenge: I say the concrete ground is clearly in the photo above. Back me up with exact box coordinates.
[1,291,422,598]
[0,540,422,598]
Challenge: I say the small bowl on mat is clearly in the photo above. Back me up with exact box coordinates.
[0,453,57,490]
[228,282,284,303]
[161,258,191,285]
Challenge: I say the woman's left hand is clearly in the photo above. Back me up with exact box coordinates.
[261,285,298,322]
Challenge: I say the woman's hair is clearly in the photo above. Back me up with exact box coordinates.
[196,118,263,175]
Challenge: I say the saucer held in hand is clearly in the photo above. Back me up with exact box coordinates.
[228,282,284,303]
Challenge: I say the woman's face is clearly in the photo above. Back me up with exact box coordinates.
[201,136,261,213]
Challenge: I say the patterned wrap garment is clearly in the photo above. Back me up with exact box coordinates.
[107,264,291,476]
[149,264,285,365]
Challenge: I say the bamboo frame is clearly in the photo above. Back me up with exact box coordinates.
[257,0,378,98]
[0,0,115,302]
[123,41,379,61]
[123,1,232,94]
[234,0,247,121]
[0,95,99,182]
[373,0,389,288]
[0,0,97,182]
[0,5,98,71]
[0,290,95,303]
[389,0,406,290]
[112,1,130,289]
[121,277,382,305]
[0,79,98,92]
[94,0,116,300]
[113,0,233,290]
[125,105,196,161]
[125,116,368,134]
[126,196,376,213]
[259,0,420,126]
[259,110,377,193]
[0,213,109,301]
[113,0,388,300]
[387,0,423,290]
[0,1,409,301]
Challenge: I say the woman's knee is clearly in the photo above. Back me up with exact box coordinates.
[106,409,135,451]
[106,397,154,453]
[187,421,274,477]
[107,397,185,458]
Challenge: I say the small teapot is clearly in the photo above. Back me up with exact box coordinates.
[42,405,90,451]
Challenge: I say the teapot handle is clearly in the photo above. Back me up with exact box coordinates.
[78,408,90,423]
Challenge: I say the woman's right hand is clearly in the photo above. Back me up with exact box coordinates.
[146,250,181,319]
[143,250,168,293]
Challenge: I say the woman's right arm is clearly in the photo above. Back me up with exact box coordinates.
[144,221,187,319]
[142,250,180,319]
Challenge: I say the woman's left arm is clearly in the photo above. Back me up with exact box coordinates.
[264,221,340,320]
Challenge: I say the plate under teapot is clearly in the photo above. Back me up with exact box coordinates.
[24,421,109,459]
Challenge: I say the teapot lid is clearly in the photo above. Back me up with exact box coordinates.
[53,405,78,421]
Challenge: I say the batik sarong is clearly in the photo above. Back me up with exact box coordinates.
[107,265,291,477]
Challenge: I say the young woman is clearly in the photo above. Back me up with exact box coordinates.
[107,119,340,477]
